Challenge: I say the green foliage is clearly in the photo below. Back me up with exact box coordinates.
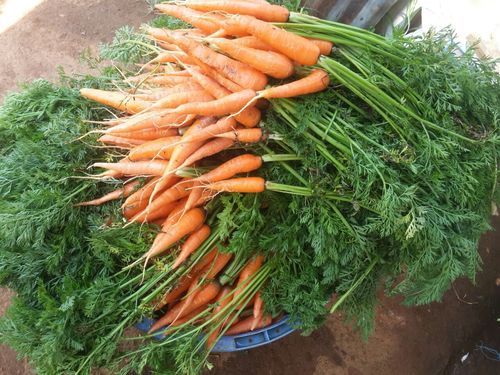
[264,28,499,334]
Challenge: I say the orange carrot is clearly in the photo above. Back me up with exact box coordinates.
[171,89,257,117]
[80,88,150,114]
[234,254,264,303]
[155,4,221,34]
[308,38,333,55]
[153,47,196,65]
[98,135,146,148]
[127,74,192,87]
[173,224,211,269]
[231,36,276,51]
[156,248,218,309]
[206,287,233,348]
[204,177,266,193]
[251,292,264,330]
[147,90,214,111]
[106,111,194,133]
[162,196,191,229]
[122,176,181,219]
[180,138,235,168]
[186,67,261,128]
[133,81,203,101]
[75,180,140,207]
[149,281,220,332]
[226,314,272,335]
[209,38,294,79]
[184,181,204,212]
[128,136,181,161]
[222,15,320,66]
[136,200,178,224]
[260,69,330,99]
[253,291,263,319]
[152,116,218,198]
[111,127,179,141]
[166,305,207,329]
[93,160,169,177]
[147,28,268,91]
[191,57,245,93]
[202,251,233,279]
[172,274,204,324]
[184,1,290,22]
[130,180,194,224]
[194,154,263,183]
[145,208,206,263]
[215,128,264,143]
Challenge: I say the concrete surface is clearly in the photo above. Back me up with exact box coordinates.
[0,1,499,374]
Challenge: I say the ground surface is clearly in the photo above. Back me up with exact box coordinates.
[0,1,499,374]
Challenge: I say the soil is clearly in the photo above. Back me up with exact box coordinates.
[0,1,499,374]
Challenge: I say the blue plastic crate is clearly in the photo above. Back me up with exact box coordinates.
[135,315,295,352]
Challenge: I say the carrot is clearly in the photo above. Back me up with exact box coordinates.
[209,38,294,79]
[251,291,264,330]
[222,15,320,66]
[184,1,290,22]
[130,180,194,224]
[127,74,192,87]
[186,67,261,128]
[152,116,218,198]
[156,248,218,309]
[106,111,194,134]
[92,160,169,177]
[75,180,140,207]
[122,176,181,219]
[181,138,235,168]
[233,254,264,303]
[172,274,204,324]
[253,291,263,319]
[226,314,272,335]
[166,305,207,329]
[184,181,204,212]
[308,38,333,56]
[80,88,150,114]
[153,47,196,65]
[132,81,203,101]
[260,69,330,99]
[128,136,181,161]
[202,250,233,279]
[147,28,268,91]
[171,89,257,117]
[231,36,276,52]
[147,90,214,111]
[162,196,190,228]
[214,128,264,143]
[204,177,266,193]
[191,56,245,93]
[111,127,179,141]
[173,224,211,269]
[155,4,221,34]
[206,287,232,348]
[145,208,206,263]
[149,281,220,332]
[194,154,263,183]
[135,200,178,224]
[98,135,146,148]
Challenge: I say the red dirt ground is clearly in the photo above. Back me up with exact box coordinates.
[0,1,498,374]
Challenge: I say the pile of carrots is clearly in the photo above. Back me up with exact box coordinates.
[78,0,331,344]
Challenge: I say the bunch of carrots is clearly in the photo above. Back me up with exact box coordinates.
[77,0,332,343]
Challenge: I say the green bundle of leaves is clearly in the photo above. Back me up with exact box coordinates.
[259,28,499,334]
